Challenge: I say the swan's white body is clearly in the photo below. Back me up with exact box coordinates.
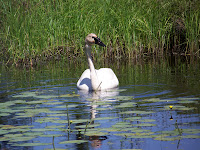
[77,33,119,91]
[77,68,119,91]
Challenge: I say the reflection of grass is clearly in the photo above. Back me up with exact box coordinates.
[0,0,199,65]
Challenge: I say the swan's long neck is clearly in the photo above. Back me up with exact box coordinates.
[85,44,101,91]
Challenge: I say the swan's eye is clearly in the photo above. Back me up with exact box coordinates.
[92,36,106,47]
[92,36,99,44]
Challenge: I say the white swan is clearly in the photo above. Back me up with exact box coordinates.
[77,33,119,91]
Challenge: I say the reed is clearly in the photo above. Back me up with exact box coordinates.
[0,0,199,65]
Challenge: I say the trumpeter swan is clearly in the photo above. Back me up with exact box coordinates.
[77,33,119,91]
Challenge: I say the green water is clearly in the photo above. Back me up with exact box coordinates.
[0,58,200,150]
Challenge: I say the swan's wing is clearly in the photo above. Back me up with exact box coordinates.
[97,68,119,89]
[77,69,92,90]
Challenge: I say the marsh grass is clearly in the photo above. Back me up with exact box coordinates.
[0,0,199,65]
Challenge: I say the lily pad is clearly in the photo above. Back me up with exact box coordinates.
[47,114,68,117]
[59,140,87,144]
[132,123,156,127]
[23,132,44,136]
[181,135,200,138]
[12,142,51,146]
[94,117,118,120]
[177,97,199,101]
[69,119,90,124]
[138,119,156,122]
[178,100,198,104]
[45,102,64,105]
[142,98,161,103]
[119,110,155,115]
[0,108,22,113]
[4,134,23,138]
[124,116,142,121]
[0,129,10,135]
[34,95,57,99]
[12,92,37,98]
[26,100,47,105]
[96,107,110,111]
[8,136,36,142]
[0,113,10,116]
[182,129,200,134]
[0,101,15,108]
[154,136,180,141]
[114,132,154,138]
[163,105,195,111]
[50,120,68,124]
[85,131,108,136]
[59,94,80,97]
[54,104,78,108]
[40,134,63,137]
[112,122,133,128]
[0,137,8,141]
[35,117,60,123]
[91,101,112,106]
[30,128,55,132]
[111,96,133,101]
[45,125,66,129]
[75,123,100,129]
[114,102,137,108]
[103,127,123,132]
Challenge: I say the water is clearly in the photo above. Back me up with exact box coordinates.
[0,58,200,150]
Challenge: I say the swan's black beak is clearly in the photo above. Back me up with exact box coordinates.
[93,37,106,47]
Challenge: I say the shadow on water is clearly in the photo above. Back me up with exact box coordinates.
[0,57,200,150]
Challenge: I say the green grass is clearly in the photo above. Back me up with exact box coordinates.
[0,0,199,65]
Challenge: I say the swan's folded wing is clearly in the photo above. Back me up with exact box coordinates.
[97,68,119,90]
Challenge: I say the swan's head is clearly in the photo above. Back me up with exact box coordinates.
[85,33,106,47]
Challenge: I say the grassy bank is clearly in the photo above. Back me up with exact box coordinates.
[0,0,199,66]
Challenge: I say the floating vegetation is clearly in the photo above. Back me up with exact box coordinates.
[153,136,180,141]
[132,123,157,127]
[1,86,199,150]
[138,119,156,122]
[35,117,60,123]
[84,129,108,136]
[59,140,88,144]
[75,123,101,129]
[111,122,133,128]
[12,92,37,98]
[12,91,57,99]
[8,136,36,142]
[114,102,137,108]
[12,142,51,146]
[181,129,200,134]
[59,94,80,97]
[111,96,133,101]
[45,125,66,129]
[93,117,118,121]
[178,100,198,104]
[114,132,153,138]
[119,110,155,115]
[40,134,63,137]
[142,98,162,103]
[0,113,10,116]
[163,105,196,111]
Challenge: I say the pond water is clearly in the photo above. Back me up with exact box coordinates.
[0,58,200,150]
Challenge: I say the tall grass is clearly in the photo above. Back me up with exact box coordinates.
[0,0,199,65]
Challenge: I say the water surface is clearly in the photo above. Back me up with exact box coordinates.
[0,58,200,150]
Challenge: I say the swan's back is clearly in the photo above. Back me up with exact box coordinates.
[96,68,119,90]
[77,68,119,91]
